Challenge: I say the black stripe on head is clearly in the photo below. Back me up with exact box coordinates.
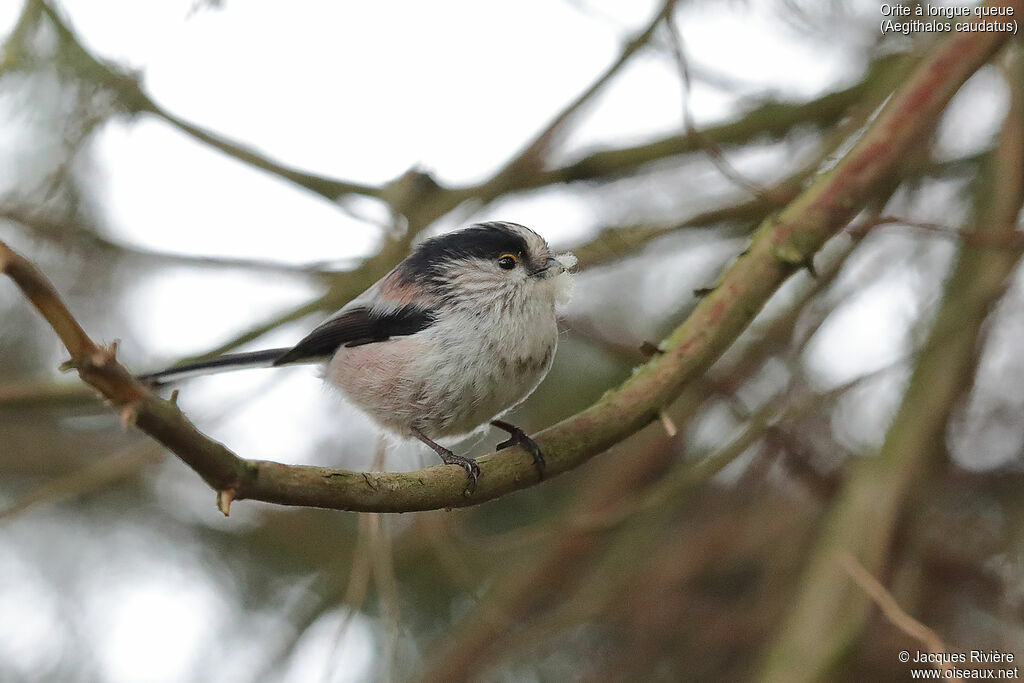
[398,222,531,283]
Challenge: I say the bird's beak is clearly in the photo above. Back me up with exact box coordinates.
[529,257,565,278]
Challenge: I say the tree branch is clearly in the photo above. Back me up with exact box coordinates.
[19,0,902,227]
[477,0,679,190]
[0,442,161,523]
[33,1,384,203]
[837,553,953,677]
[0,204,339,276]
[459,51,904,196]
[759,33,1024,683]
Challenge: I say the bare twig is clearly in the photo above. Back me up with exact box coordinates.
[566,152,979,272]
[0,379,95,407]
[851,215,1024,250]
[0,205,339,276]
[321,515,373,683]
[462,52,905,197]
[481,0,679,190]
[837,553,953,676]
[0,441,162,522]
[32,1,383,204]
[663,10,776,202]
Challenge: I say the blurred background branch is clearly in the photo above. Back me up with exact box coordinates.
[760,39,1024,682]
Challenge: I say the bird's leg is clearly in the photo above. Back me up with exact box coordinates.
[491,420,545,479]
[412,427,480,494]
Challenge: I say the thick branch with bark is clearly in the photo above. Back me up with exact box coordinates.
[0,7,1012,515]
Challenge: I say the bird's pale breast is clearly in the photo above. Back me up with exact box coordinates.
[326,299,558,440]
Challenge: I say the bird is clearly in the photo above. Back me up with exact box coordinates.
[139,221,574,491]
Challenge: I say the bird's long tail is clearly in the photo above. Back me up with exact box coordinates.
[137,348,295,385]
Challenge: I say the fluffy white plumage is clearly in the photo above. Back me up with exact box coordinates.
[327,225,573,442]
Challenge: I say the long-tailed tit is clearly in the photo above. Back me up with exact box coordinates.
[140,222,575,490]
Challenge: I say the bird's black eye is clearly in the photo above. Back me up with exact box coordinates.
[497,254,518,270]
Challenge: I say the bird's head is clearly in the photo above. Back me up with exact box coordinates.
[399,222,574,309]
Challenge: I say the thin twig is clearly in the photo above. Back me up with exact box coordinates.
[321,515,373,683]
[0,441,161,522]
[663,10,777,202]
[851,215,1024,250]
[0,205,339,276]
[34,1,383,205]
[483,0,680,190]
[837,553,953,675]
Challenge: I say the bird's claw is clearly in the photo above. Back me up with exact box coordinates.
[440,450,480,495]
[492,421,546,480]
[412,427,481,495]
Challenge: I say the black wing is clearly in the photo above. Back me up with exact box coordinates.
[273,304,436,366]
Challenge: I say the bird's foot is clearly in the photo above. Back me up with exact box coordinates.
[412,427,480,495]
[437,448,481,494]
[491,420,545,480]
